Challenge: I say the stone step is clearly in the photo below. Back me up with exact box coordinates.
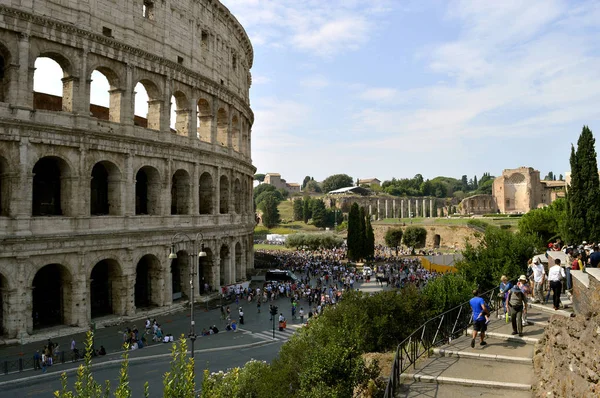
[432,348,532,364]
[442,333,534,359]
[396,380,533,398]
[466,328,540,344]
[401,355,533,387]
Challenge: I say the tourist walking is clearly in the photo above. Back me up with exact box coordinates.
[548,258,566,310]
[507,276,527,336]
[470,289,489,348]
[239,307,244,325]
[531,258,546,303]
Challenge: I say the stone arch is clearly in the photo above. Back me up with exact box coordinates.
[216,107,228,147]
[89,66,123,122]
[235,242,243,282]
[231,115,240,152]
[197,98,212,143]
[31,263,73,329]
[0,42,13,103]
[199,172,213,214]
[234,178,242,214]
[0,155,8,216]
[170,90,190,136]
[199,247,213,293]
[219,175,229,214]
[219,244,231,286]
[434,234,441,248]
[134,254,162,308]
[32,53,75,112]
[91,160,122,216]
[507,173,526,184]
[171,169,191,215]
[89,259,123,318]
[135,166,161,215]
[170,250,190,301]
[32,156,73,216]
[134,79,162,130]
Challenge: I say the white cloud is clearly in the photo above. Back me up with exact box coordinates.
[251,74,272,85]
[359,87,398,101]
[300,75,330,89]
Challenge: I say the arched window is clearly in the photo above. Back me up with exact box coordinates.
[33,57,69,112]
[32,156,72,216]
[199,172,213,214]
[32,264,73,328]
[219,244,230,286]
[197,98,212,143]
[90,161,121,216]
[219,175,229,214]
[134,80,161,130]
[135,254,162,308]
[90,260,123,317]
[170,91,189,136]
[135,166,160,215]
[90,68,123,122]
[231,115,240,152]
[216,108,228,147]
[171,169,191,215]
[0,44,11,103]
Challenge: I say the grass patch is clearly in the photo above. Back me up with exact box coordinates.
[278,200,294,222]
[254,244,294,251]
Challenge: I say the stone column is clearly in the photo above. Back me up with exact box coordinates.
[123,273,136,316]
[401,199,405,219]
[377,200,380,220]
[18,33,33,109]
[408,199,412,218]
[430,199,434,218]
[369,204,372,217]
[125,154,134,216]
[215,166,221,216]
[393,200,396,218]
[385,200,388,219]
[2,287,20,339]
[422,199,426,218]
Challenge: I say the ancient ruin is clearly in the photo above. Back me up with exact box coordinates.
[0,0,255,338]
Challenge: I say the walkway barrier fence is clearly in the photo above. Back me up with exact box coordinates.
[2,350,73,375]
[383,286,499,398]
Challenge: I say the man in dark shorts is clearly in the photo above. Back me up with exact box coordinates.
[470,289,489,348]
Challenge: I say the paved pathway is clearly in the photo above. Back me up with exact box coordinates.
[396,294,573,397]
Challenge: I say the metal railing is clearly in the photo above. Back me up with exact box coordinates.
[383,287,499,398]
[1,350,76,376]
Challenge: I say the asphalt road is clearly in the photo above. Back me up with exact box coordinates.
[0,339,284,397]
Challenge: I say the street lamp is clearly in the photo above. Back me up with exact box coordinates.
[169,232,207,364]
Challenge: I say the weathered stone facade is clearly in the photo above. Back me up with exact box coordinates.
[0,0,255,338]
[327,195,455,219]
[458,194,498,215]
[373,224,480,251]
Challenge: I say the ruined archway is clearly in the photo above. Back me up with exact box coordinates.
[135,166,160,215]
[32,264,72,329]
[199,248,213,294]
[90,68,123,122]
[134,254,162,309]
[235,242,243,282]
[171,169,190,215]
[219,175,229,214]
[434,234,441,248]
[231,115,240,152]
[170,91,189,136]
[90,259,122,318]
[171,250,190,301]
[219,244,230,286]
[197,98,212,143]
[91,161,121,215]
[216,108,228,147]
[134,80,161,130]
[234,178,242,214]
[199,172,213,214]
[33,56,72,112]
[32,156,72,216]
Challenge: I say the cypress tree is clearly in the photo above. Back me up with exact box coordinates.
[303,197,311,224]
[347,203,360,261]
[567,126,600,242]
[365,214,375,259]
[358,207,366,260]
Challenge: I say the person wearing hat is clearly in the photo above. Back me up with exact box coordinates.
[518,275,531,326]
[507,278,527,336]
[531,257,546,303]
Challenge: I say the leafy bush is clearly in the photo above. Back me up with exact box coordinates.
[286,232,343,250]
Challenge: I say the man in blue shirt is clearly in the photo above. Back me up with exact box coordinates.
[590,246,600,268]
[470,289,489,348]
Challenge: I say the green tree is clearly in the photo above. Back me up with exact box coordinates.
[358,207,367,260]
[321,174,353,193]
[258,193,281,228]
[292,199,304,221]
[253,183,276,203]
[518,198,566,243]
[255,189,283,208]
[566,126,600,242]
[461,175,469,191]
[254,173,266,182]
[384,228,404,255]
[365,215,375,259]
[303,196,311,224]
[347,203,360,261]
[402,226,427,252]
[304,180,322,193]
[457,226,542,292]
[301,176,311,190]
[311,199,329,228]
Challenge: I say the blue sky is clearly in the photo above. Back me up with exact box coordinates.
[221,0,600,185]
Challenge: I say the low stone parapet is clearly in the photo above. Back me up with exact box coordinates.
[571,269,600,316]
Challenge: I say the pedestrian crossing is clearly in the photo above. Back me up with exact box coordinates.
[250,323,305,342]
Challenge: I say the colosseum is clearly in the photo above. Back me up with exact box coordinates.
[0,0,255,339]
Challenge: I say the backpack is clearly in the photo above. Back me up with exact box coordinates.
[571,259,579,270]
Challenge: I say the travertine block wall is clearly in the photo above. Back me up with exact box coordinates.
[0,0,256,339]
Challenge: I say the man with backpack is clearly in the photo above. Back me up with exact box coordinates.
[507,276,528,337]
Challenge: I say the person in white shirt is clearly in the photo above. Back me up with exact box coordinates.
[548,258,566,310]
[531,258,546,303]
